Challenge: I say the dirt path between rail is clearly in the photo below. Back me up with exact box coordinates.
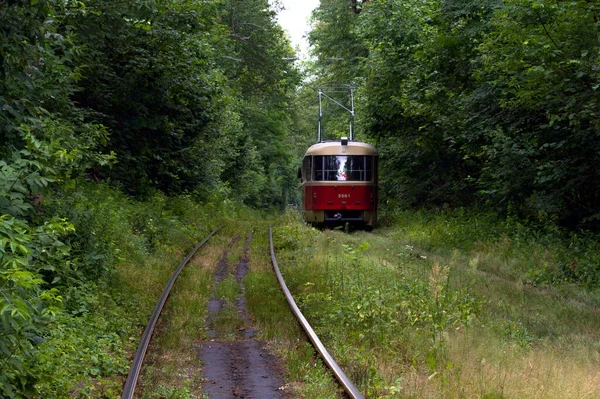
[200,233,289,398]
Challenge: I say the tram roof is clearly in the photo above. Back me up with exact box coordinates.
[304,140,378,156]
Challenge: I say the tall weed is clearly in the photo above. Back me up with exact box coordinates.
[273,206,600,398]
[382,208,600,289]
[274,211,482,397]
[26,181,229,396]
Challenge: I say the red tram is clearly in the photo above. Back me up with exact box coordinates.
[299,137,378,227]
[298,84,378,227]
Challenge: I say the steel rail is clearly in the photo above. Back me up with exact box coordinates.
[121,226,222,399]
[269,226,365,399]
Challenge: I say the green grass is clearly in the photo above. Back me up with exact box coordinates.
[135,234,224,397]
[136,217,344,398]
[29,184,229,398]
[215,275,242,302]
[271,208,600,398]
[244,219,344,398]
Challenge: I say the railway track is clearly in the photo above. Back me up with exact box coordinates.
[121,226,222,398]
[269,226,365,399]
[121,224,364,399]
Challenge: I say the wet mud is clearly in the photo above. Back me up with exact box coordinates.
[200,232,289,398]
[200,341,286,398]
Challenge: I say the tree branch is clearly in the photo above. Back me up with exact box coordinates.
[534,7,561,50]
[350,0,370,14]
[229,33,253,41]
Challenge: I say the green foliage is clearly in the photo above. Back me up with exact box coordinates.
[309,0,600,229]
[0,0,298,396]
[61,0,225,195]
[45,183,143,284]
[45,182,226,285]
[33,286,133,398]
[476,0,600,227]
[1,129,113,219]
[217,0,301,207]
[296,242,480,346]
[382,206,600,289]
[0,0,300,208]
[1,173,232,397]
[1,0,59,139]
[31,181,230,397]
[143,384,193,399]
[275,208,600,397]
[54,0,301,206]
[274,213,483,396]
[0,215,71,397]
[500,319,533,349]
[0,1,118,395]
[309,0,368,82]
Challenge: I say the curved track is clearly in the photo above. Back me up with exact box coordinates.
[269,225,365,399]
[121,226,222,399]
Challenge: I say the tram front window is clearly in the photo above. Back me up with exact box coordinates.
[313,155,373,181]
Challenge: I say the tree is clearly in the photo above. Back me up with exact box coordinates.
[1,1,110,394]
[217,0,301,207]
[476,0,600,226]
[63,0,227,196]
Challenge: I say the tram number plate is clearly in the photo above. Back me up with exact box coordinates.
[338,194,351,199]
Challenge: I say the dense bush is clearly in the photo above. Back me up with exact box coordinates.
[1,180,230,396]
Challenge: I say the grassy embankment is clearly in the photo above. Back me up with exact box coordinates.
[31,183,231,397]
[132,209,600,398]
[132,225,228,398]
[270,209,600,398]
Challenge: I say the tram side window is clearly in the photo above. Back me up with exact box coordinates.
[313,155,373,181]
[313,155,323,180]
[302,157,312,181]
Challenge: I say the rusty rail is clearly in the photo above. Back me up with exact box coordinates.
[121,226,222,399]
[269,225,365,399]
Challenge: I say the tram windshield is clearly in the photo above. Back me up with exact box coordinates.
[313,155,373,181]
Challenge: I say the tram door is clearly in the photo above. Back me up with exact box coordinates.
[302,156,312,211]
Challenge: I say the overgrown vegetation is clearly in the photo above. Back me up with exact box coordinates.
[134,224,225,398]
[273,209,600,398]
[1,0,299,396]
[245,223,344,398]
[2,0,600,397]
[137,220,344,398]
[8,182,231,397]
